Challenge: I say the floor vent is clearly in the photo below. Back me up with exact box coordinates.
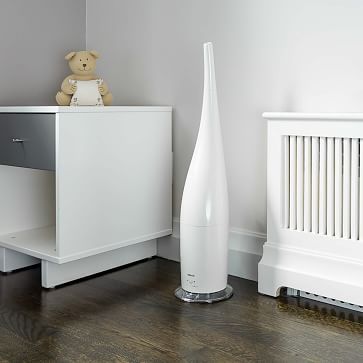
[286,288,363,313]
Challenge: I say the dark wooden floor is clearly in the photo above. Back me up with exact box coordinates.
[0,258,362,362]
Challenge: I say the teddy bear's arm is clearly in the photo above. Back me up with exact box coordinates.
[61,76,77,95]
[98,81,109,96]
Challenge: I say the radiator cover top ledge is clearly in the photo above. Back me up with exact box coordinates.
[258,112,363,308]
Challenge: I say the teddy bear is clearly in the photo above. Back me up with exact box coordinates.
[56,50,113,106]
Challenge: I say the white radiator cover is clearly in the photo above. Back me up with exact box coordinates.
[259,113,363,307]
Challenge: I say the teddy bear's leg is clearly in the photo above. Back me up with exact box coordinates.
[102,93,113,106]
[56,91,72,106]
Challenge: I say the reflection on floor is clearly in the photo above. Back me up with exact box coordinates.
[0,257,362,362]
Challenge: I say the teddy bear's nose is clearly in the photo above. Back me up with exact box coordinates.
[83,64,87,68]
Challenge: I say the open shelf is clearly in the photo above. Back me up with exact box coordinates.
[0,226,57,262]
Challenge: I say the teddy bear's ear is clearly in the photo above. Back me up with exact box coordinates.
[89,50,100,59]
[65,51,76,61]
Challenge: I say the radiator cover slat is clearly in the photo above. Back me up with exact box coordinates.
[284,135,362,240]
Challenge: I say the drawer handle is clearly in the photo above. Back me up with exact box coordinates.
[12,138,25,143]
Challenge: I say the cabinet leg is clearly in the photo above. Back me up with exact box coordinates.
[0,247,40,272]
[41,240,157,288]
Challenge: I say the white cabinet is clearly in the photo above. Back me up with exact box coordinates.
[0,106,172,287]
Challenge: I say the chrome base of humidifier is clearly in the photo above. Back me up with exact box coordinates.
[174,285,233,303]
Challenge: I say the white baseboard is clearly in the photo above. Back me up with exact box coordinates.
[157,219,266,282]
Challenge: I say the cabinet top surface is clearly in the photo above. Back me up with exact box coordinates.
[263,112,363,121]
[0,106,172,113]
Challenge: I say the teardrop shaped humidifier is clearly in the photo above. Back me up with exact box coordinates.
[175,42,233,303]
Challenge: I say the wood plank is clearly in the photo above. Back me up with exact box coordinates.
[0,258,362,362]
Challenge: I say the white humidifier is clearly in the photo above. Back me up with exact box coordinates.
[175,42,232,303]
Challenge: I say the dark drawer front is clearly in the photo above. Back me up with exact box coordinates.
[0,113,55,171]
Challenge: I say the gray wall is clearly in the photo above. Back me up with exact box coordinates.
[86,0,363,236]
[0,0,86,106]
[3,1,361,236]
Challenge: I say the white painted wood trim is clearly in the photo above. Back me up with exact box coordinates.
[157,219,266,281]
[303,137,311,232]
[343,138,351,239]
[263,112,363,121]
[360,139,363,240]
[326,137,334,237]
[351,139,359,240]
[283,136,290,229]
[311,137,319,233]
[289,136,297,230]
[319,137,327,235]
[334,138,343,238]
[258,242,363,306]
[296,136,304,231]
